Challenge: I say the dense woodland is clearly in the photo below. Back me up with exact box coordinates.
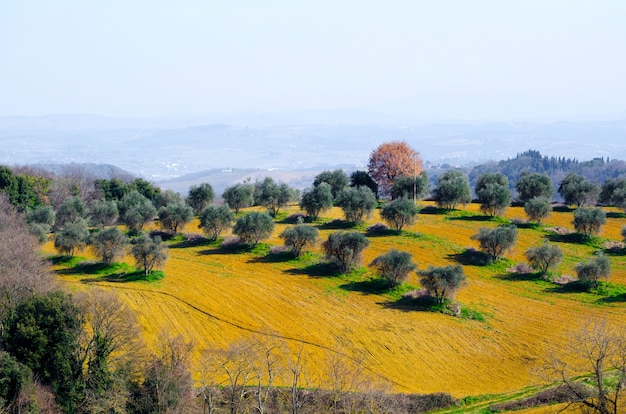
[1,144,626,413]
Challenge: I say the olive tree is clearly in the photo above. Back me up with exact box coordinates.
[313,169,349,200]
[280,223,319,257]
[475,173,511,216]
[91,227,128,264]
[471,224,518,262]
[158,202,194,235]
[524,243,563,276]
[379,197,419,231]
[222,183,255,214]
[131,233,168,276]
[524,196,552,224]
[432,170,471,210]
[389,172,428,201]
[89,199,119,228]
[198,204,235,241]
[622,225,626,242]
[573,207,606,236]
[255,177,297,217]
[558,173,600,207]
[55,195,89,229]
[336,187,377,224]
[299,182,333,220]
[322,231,369,273]
[186,183,215,215]
[369,249,416,287]
[515,172,553,203]
[233,211,275,246]
[26,204,56,241]
[118,190,157,233]
[599,177,626,212]
[418,265,466,304]
[54,218,90,257]
[575,254,611,289]
[349,170,378,198]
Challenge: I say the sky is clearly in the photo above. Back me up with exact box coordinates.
[2,1,626,122]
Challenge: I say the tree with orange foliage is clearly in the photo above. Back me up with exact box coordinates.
[367,141,422,197]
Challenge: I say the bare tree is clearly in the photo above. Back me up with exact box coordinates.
[288,345,315,414]
[546,318,626,414]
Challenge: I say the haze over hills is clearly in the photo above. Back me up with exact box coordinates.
[1,113,626,194]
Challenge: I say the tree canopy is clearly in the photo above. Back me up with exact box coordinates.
[233,211,275,246]
[336,186,377,224]
[367,141,422,197]
[280,223,319,257]
[186,183,215,215]
[418,265,466,304]
[313,170,349,200]
[525,243,563,275]
[471,224,518,262]
[369,249,416,287]
[573,207,606,236]
[432,170,471,210]
[515,172,553,202]
[379,197,419,231]
[389,172,428,201]
[222,183,255,214]
[475,173,511,216]
[349,170,378,198]
[299,182,333,220]
[322,231,369,273]
[198,204,235,241]
[558,173,600,207]
[524,196,552,224]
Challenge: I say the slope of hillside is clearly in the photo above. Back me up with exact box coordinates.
[47,203,626,402]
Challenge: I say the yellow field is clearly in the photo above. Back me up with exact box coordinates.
[47,202,626,405]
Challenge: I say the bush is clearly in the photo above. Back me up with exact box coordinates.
[322,231,369,273]
[369,249,416,287]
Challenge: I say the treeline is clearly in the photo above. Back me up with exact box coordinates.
[466,149,626,197]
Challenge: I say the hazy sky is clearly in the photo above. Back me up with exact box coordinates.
[2,1,626,121]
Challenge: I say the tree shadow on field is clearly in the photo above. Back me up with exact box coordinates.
[81,270,164,284]
[546,233,588,244]
[378,295,439,312]
[169,236,215,249]
[552,205,573,213]
[248,251,295,264]
[447,249,490,266]
[318,219,355,230]
[544,281,588,294]
[606,211,626,219]
[198,244,252,256]
[598,293,626,303]
[339,278,392,295]
[56,261,110,275]
[418,206,448,215]
[448,214,492,222]
[497,271,541,282]
[284,262,339,278]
